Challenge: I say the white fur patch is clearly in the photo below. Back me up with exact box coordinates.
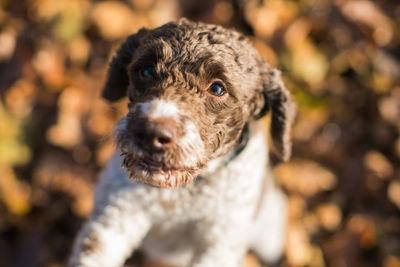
[136,99,180,119]
[134,99,204,167]
[179,119,204,166]
[114,98,206,187]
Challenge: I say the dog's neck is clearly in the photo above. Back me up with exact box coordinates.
[224,123,250,164]
[199,122,266,178]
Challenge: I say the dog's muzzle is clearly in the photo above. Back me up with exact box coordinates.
[115,100,207,188]
[131,117,177,154]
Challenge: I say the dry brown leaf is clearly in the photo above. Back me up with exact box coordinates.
[147,0,177,27]
[34,154,94,216]
[32,46,66,89]
[309,245,326,267]
[311,123,343,155]
[383,255,400,267]
[96,141,116,167]
[347,215,377,249]
[348,47,370,75]
[0,104,32,166]
[284,19,311,49]
[72,145,92,164]
[0,165,31,214]
[47,87,88,148]
[91,1,144,40]
[288,195,306,221]
[0,27,17,61]
[213,1,234,24]
[30,0,66,21]
[370,72,393,94]
[286,223,313,266]
[245,0,298,39]
[47,112,83,148]
[284,19,328,88]
[275,159,337,196]
[388,180,400,209]
[86,100,116,137]
[364,150,394,179]
[292,108,329,141]
[129,0,155,10]
[30,0,90,23]
[302,212,320,235]
[316,203,342,231]
[68,36,91,65]
[379,88,400,126]
[4,79,36,118]
[251,38,278,67]
[339,0,393,46]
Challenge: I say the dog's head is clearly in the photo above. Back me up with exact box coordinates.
[104,19,294,187]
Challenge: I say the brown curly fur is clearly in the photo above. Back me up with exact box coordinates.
[104,18,294,178]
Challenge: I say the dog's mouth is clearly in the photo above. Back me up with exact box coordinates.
[121,151,202,188]
[139,156,163,170]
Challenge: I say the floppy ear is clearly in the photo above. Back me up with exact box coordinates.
[253,66,295,162]
[102,28,148,101]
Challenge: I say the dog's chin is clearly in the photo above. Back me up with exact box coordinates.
[121,153,201,188]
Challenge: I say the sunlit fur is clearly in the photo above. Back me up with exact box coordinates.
[114,101,206,188]
[69,18,295,267]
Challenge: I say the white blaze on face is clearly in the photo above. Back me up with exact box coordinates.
[136,99,180,120]
[135,99,205,163]
[179,119,203,166]
[116,98,207,187]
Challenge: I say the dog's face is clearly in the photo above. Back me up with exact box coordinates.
[103,19,294,187]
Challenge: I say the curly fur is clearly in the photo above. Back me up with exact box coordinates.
[69,18,294,267]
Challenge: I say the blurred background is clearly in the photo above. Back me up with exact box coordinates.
[0,0,399,266]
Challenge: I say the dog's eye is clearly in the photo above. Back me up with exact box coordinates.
[142,65,156,77]
[208,82,227,97]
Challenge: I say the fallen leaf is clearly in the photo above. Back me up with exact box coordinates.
[383,255,400,267]
[388,180,400,209]
[286,223,313,266]
[364,150,394,179]
[91,1,144,40]
[339,0,394,46]
[316,203,342,231]
[0,164,31,214]
[275,159,337,196]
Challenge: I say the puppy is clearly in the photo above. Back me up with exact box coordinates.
[69,18,294,267]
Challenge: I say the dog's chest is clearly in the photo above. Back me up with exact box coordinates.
[100,124,269,222]
[148,158,266,225]
[147,178,235,222]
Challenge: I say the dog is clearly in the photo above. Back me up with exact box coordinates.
[69,18,295,267]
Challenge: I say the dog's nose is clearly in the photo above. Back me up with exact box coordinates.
[133,119,177,150]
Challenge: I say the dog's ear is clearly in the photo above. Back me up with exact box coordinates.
[253,66,295,162]
[102,28,148,102]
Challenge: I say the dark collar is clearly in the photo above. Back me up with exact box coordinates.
[226,123,250,164]
[195,124,251,182]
